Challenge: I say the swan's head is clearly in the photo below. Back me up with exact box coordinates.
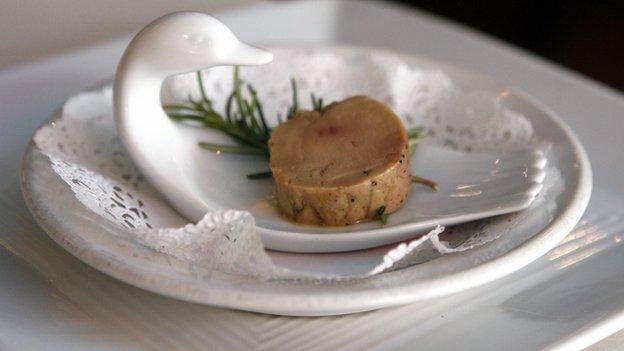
[126,12,273,75]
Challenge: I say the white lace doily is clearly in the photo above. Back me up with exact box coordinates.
[34,48,559,279]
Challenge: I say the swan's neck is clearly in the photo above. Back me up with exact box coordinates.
[113,57,178,170]
[115,57,164,116]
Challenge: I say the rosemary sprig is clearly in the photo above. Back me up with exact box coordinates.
[163,68,271,157]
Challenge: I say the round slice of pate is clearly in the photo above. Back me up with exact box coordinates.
[269,96,412,225]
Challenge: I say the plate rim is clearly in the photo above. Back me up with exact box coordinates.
[21,44,592,316]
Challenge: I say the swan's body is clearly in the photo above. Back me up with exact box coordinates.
[113,12,272,220]
[113,12,273,220]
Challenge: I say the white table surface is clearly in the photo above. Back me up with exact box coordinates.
[0,0,256,69]
[2,1,624,349]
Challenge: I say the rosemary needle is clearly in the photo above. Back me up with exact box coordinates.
[376,205,389,225]
[310,92,324,112]
[198,142,268,156]
[246,171,273,179]
[287,77,299,119]
[407,125,424,139]
[411,175,439,191]
[407,126,424,155]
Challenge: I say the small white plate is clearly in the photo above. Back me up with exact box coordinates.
[22,45,591,316]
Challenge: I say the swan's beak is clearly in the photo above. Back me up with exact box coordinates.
[229,42,273,66]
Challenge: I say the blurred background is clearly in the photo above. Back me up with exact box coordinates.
[396,0,624,91]
[1,0,622,91]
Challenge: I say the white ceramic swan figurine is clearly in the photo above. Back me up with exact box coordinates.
[113,12,272,220]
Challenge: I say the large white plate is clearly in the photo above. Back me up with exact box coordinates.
[21,46,591,316]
